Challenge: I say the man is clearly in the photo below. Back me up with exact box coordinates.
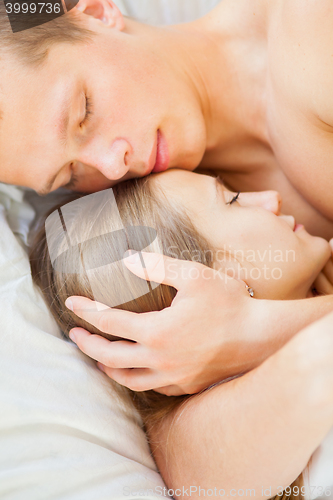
[1,0,333,235]
[2,1,333,495]
[1,0,333,392]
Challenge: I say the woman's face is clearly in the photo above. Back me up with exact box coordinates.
[152,169,331,300]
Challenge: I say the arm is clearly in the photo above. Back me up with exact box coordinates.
[148,312,333,499]
[66,253,333,395]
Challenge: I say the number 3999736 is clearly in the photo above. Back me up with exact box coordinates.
[5,3,61,14]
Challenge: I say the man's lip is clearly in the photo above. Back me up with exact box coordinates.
[152,130,170,173]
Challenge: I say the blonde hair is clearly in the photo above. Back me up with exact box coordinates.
[29,175,304,499]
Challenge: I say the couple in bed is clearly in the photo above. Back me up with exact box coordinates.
[1,0,333,497]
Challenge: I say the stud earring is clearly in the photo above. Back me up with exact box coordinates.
[245,284,254,297]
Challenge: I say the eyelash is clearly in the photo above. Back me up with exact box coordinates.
[227,192,241,205]
[215,176,240,205]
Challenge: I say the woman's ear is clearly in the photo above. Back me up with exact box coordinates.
[75,0,125,29]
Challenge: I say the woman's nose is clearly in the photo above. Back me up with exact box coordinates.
[81,138,132,181]
[239,190,282,215]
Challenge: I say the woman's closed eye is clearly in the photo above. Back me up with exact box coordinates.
[226,192,240,205]
[215,176,241,206]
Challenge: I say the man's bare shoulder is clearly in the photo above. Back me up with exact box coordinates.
[279,0,333,30]
[266,0,333,228]
[272,0,333,123]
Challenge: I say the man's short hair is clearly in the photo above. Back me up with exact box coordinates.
[0,0,94,67]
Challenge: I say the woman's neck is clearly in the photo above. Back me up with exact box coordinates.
[307,268,332,298]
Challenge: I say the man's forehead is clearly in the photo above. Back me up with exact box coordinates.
[0,67,69,191]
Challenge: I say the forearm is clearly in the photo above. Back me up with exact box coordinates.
[236,295,333,374]
[149,313,333,498]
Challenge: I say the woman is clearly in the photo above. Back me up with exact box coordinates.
[30,169,333,499]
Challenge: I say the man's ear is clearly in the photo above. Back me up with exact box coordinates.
[75,0,125,29]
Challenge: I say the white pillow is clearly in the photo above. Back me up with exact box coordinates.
[0,184,172,499]
[116,0,221,25]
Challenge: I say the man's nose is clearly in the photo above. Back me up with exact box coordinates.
[80,138,132,181]
[239,191,282,215]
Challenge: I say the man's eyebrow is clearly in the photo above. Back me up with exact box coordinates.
[57,89,73,145]
[37,87,75,195]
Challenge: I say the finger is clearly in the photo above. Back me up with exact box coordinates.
[69,328,150,368]
[313,272,333,295]
[97,363,188,396]
[123,250,219,292]
[65,296,144,342]
[329,238,333,252]
[96,366,165,393]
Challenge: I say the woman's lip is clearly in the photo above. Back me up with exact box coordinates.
[152,130,170,173]
[294,223,304,232]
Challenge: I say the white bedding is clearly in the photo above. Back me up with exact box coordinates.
[1,1,333,498]
[115,0,222,25]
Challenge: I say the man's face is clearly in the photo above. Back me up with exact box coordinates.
[0,14,207,194]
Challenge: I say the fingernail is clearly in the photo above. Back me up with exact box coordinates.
[97,362,105,372]
[124,251,140,265]
[65,298,73,311]
[69,330,76,344]
[329,238,333,249]
[76,3,85,11]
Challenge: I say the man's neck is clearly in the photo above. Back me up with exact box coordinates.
[178,0,271,168]
[124,0,271,170]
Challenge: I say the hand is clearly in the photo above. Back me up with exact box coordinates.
[312,238,333,295]
[66,252,259,396]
